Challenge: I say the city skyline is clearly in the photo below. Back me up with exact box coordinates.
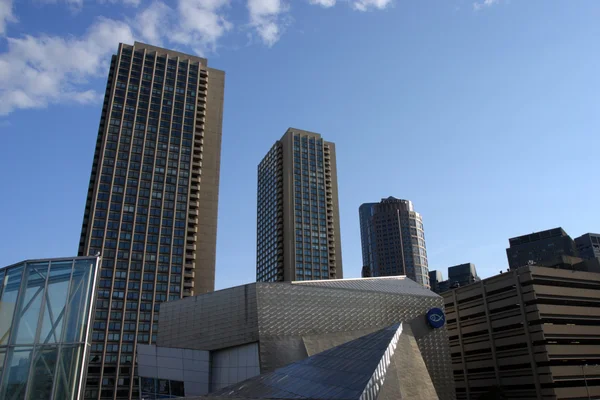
[2,2,600,290]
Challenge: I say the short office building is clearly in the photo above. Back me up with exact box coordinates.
[574,233,600,261]
[443,266,600,400]
[506,228,578,270]
[0,256,100,400]
[136,277,456,400]
[430,263,480,294]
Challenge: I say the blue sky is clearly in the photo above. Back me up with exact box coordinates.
[1,0,599,289]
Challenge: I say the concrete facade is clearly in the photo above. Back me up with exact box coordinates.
[152,277,455,400]
[256,128,343,282]
[77,42,224,399]
[443,266,600,400]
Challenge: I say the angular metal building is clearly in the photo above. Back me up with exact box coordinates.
[137,277,455,399]
[203,322,438,400]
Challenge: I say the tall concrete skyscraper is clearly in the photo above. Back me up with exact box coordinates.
[256,128,343,282]
[359,197,429,287]
[78,42,224,400]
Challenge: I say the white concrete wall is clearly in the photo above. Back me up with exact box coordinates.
[210,342,260,391]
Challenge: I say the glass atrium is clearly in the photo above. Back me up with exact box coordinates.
[0,256,99,400]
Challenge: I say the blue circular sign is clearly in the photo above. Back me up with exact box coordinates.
[426,308,446,329]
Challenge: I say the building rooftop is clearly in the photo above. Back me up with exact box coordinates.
[508,227,568,246]
[0,255,98,271]
[131,41,208,65]
[293,276,439,298]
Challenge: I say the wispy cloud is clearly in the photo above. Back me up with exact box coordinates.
[309,0,336,8]
[41,0,141,7]
[133,1,171,46]
[0,0,16,36]
[247,0,288,46]
[101,0,141,6]
[352,0,393,12]
[0,18,134,115]
[0,0,395,116]
[246,0,394,45]
[172,0,232,54]
[473,0,499,11]
[0,0,234,116]
[132,0,232,54]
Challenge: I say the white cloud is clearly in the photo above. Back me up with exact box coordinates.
[0,18,133,115]
[352,0,392,11]
[102,0,141,6]
[0,0,235,115]
[310,0,336,7]
[172,0,232,54]
[247,0,287,46]
[134,1,172,45]
[473,0,499,11]
[37,0,85,10]
[0,0,16,35]
[42,0,141,7]
[0,0,395,116]
[246,0,393,46]
[133,0,232,55]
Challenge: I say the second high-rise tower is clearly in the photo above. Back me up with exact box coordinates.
[256,128,343,282]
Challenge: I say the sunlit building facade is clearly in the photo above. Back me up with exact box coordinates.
[77,42,225,399]
[0,256,99,400]
[256,128,343,282]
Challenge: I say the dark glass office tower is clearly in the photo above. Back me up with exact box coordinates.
[359,197,429,288]
[447,263,479,288]
[506,227,577,270]
[78,42,224,400]
[574,233,600,261]
[428,270,443,293]
[256,128,343,282]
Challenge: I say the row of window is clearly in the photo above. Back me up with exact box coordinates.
[88,353,134,366]
[94,310,157,321]
[296,269,328,277]
[293,134,323,145]
[99,261,182,274]
[90,248,185,265]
